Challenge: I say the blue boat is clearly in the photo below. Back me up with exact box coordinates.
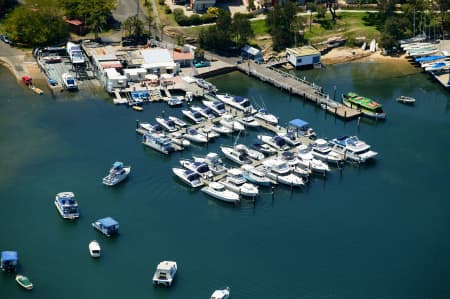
[1,251,18,272]
[415,55,446,63]
[54,192,80,219]
[92,217,119,237]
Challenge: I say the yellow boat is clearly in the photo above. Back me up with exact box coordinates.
[132,105,143,111]
[30,85,43,95]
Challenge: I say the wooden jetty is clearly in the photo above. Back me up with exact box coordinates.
[236,61,361,120]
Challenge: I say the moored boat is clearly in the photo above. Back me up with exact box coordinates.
[202,100,226,115]
[341,92,386,119]
[153,261,178,287]
[238,115,260,128]
[219,114,245,131]
[168,116,187,128]
[311,138,345,164]
[241,165,273,186]
[182,109,204,124]
[257,135,290,151]
[89,240,101,258]
[92,217,119,237]
[16,275,33,290]
[201,182,240,204]
[180,159,213,179]
[210,287,230,299]
[216,94,256,114]
[193,152,228,175]
[142,132,176,154]
[172,168,204,188]
[396,96,416,104]
[254,108,278,125]
[184,128,208,143]
[221,145,252,165]
[55,192,80,220]
[329,135,378,163]
[156,117,178,132]
[102,161,131,186]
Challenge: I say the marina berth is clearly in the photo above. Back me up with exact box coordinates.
[169,132,191,147]
[254,108,278,125]
[62,73,78,91]
[182,109,205,124]
[15,275,33,290]
[211,123,233,134]
[216,94,256,114]
[180,159,213,179]
[172,168,204,188]
[261,158,305,187]
[221,145,252,165]
[190,105,215,119]
[92,217,119,237]
[329,136,378,163]
[102,161,131,186]
[152,261,178,287]
[238,115,261,128]
[54,192,80,219]
[1,251,18,272]
[142,132,176,154]
[202,100,226,115]
[296,145,330,175]
[201,182,240,204]
[89,240,101,258]
[168,116,187,128]
[219,114,245,131]
[210,287,230,299]
[184,128,208,143]
[220,168,259,197]
[241,165,273,186]
[193,152,228,175]
[341,92,386,119]
[156,117,178,132]
[257,134,290,151]
[311,138,345,164]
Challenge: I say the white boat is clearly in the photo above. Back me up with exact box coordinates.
[66,41,85,64]
[220,168,259,197]
[235,144,264,160]
[286,118,316,139]
[278,151,300,167]
[89,240,101,258]
[361,42,367,50]
[369,39,376,52]
[156,117,178,132]
[62,73,78,91]
[241,165,273,187]
[190,105,215,119]
[197,126,220,140]
[193,152,228,175]
[261,159,304,187]
[279,129,303,146]
[396,96,416,104]
[202,100,226,115]
[329,135,378,163]
[168,116,187,128]
[143,132,176,154]
[211,123,233,134]
[297,144,330,175]
[425,61,450,71]
[238,115,260,128]
[201,182,240,204]
[167,96,183,107]
[54,192,80,219]
[169,132,191,147]
[139,122,154,132]
[172,168,204,188]
[216,94,256,114]
[251,141,278,156]
[311,138,345,164]
[258,135,290,151]
[254,108,278,125]
[102,161,131,186]
[219,114,245,131]
[15,275,33,290]
[211,287,230,299]
[182,109,205,124]
[221,145,252,165]
[180,159,213,179]
[184,128,208,143]
[152,261,178,287]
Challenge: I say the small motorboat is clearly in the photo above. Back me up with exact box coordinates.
[220,168,259,197]
[102,161,131,186]
[180,159,213,179]
[254,108,278,125]
[156,117,178,132]
[153,261,178,287]
[191,105,215,119]
[396,96,416,104]
[251,141,278,156]
[221,145,252,165]
[201,182,240,204]
[258,134,290,151]
[202,100,226,115]
[197,126,220,140]
[238,115,260,128]
[193,152,228,175]
[61,73,78,91]
[172,168,204,188]
[184,128,208,143]
[235,144,264,161]
[169,132,191,147]
[219,114,245,131]
[132,105,143,111]
[211,287,230,299]
[30,85,44,95]
[167,96,183,107]
[16,275,33,290]
[241,165,273,187]
[168,116,187,128]
[211,123,233,134]
[89,240,101,258]
[182,109,204,124]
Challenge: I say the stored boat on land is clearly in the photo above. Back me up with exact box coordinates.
[62,73,78,91]
[89,240,101,258]
[92,217,119,237]
[16,275,33,290]
[342,92,386,119]
[396,96,416,104]
[201,182,240,204]
[172,168,204,188]
[102,161,131,186]
[210,287,230,299]
[55,192,80,219]
[153,261,178,287]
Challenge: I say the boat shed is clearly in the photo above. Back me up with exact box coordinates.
[241,45,263,62]
[103,68,127,93]
[1,251,18,272]
[286,46,321,68]
[123,68,147,82]
[140,49,179,75]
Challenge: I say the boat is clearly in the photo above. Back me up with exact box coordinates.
[1,251,18,272]
[132,105,143,111]
[235,144,264,160]
[184,128,208,143]
[329,135,378,163]
[92,217,119,237]
[425,61,450,72]
[211,123,233,134]
[196,79,217,92]
[361,42,367,50]
[251,141,278,156]
[54,192,80,220]
[396,96,416,104]
[102,161,131,186]
[191,105,215,119]
[201,182,240,204]
[202,100,226,115]
[169,132,191,147]
[221,145,252,165]
[66,41,85,64]
[180,159,213,179]
[241,165,273,186]
[30,85,44,95]
[261,159,304,187]
[153,261,178,286]
[62,73,78,91]
[211,287,230,299]
[182,109,205,123]
[167,96,183,107]
[341,92,386,119]
[369,39,376,52]
[254,108,278,125]
[257,135,290,151]
[138,122,153,132]
[296,144,330,175]
[15,275,33,290]
[88,240,101,258]
[311,138,345,164]
[220,168,259,197]
[172,168,204,188]
[193,152,228,175]
[278,151,300,167]
[216,94,256,114]
[197,126,220,140]
[156,117,178,132]
[279,128,303,146]
[143,132,176,154]
[287,118,316,139]
[43,55,62,63]
[238,115,260,128]
[219,114,245,131]
[168,116,187,128]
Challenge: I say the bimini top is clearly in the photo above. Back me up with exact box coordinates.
[289,119,309,129]
[97,217,119,228]
[1,251,18,262]
[113,161,124,169]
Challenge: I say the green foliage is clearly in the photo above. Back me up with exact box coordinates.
[232,12,254,48]
[158,0,165,5]
[173,7,216,26]
[122,14,145,38]
[316,5,326,19]
[380,16,411,48]
[164,5,171,14]
[265,2,299,51]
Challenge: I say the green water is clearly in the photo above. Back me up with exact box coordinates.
[1,61,450,299]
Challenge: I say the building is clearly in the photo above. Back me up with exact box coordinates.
[171,48,195,68]
[140,49,179,75]
[286,46,321,68]
[241,45,264,62]
[190,0,216,13]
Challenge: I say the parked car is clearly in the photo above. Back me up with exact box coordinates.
[194,60,211,68]
[0,34,12,45]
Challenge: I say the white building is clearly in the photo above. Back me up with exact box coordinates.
[123,68,147,82]
[286,46,321,68]
[140,49,179,75]
[103,68,127,93]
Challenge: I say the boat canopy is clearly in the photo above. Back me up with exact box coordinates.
[113,161,123,169]
[97,217,119,228]
[1,251,18,263]
[289,118,309,129]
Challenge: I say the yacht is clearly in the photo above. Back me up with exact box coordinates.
[219,114,245,131]
[102,161,131,186]
[311,138,345,164]
[152,261,178,287]
[180,159,213,179]
[156,117,178,132]
[235,144,264,160]
[193,152,228,175]
[172,168,204,188]
[92,217,119,237]
[182,109,205,124]
[138,122,153,132]
[258,135,290,151]
[241,165,273,187]
[279,151,300,167]
[169,132,191,147]
[211,287,231,299]
[89,240,101,258]
[329,136,378,163]
[168,116,187,128]
[220,168,259,197]
[297,144,330,175]
[262,159,305,187]
[202,100,226,115]
[191,105,215,119]
[54,192,80,219]
[167,96,183,107]
[221,145,252,165]
[251,141,278,156]
[216,94,256,114]
[62,73,78,91]
[211,123,233,134]
[238,115,260,128]
[201,182,240,204]
[254,108,278,125]
[197,126,220,140]
[184,128,208,143]
[143,132,175,154]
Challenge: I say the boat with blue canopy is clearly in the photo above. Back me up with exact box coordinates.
[55,192,80,219]
[102,161,131,186]
[92,217,119,237]
[1,251,18,272]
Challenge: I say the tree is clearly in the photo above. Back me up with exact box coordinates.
[266,2,298,51]
[231,13,254,48]
[324,0,338,21]
[122,14,144,38]
[380,16,411,49]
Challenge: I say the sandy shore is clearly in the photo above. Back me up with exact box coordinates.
[321,47,409,65]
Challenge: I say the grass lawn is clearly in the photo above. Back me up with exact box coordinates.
[251,19,269,36]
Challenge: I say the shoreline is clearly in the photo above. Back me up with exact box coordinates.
[321,47,410,65]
